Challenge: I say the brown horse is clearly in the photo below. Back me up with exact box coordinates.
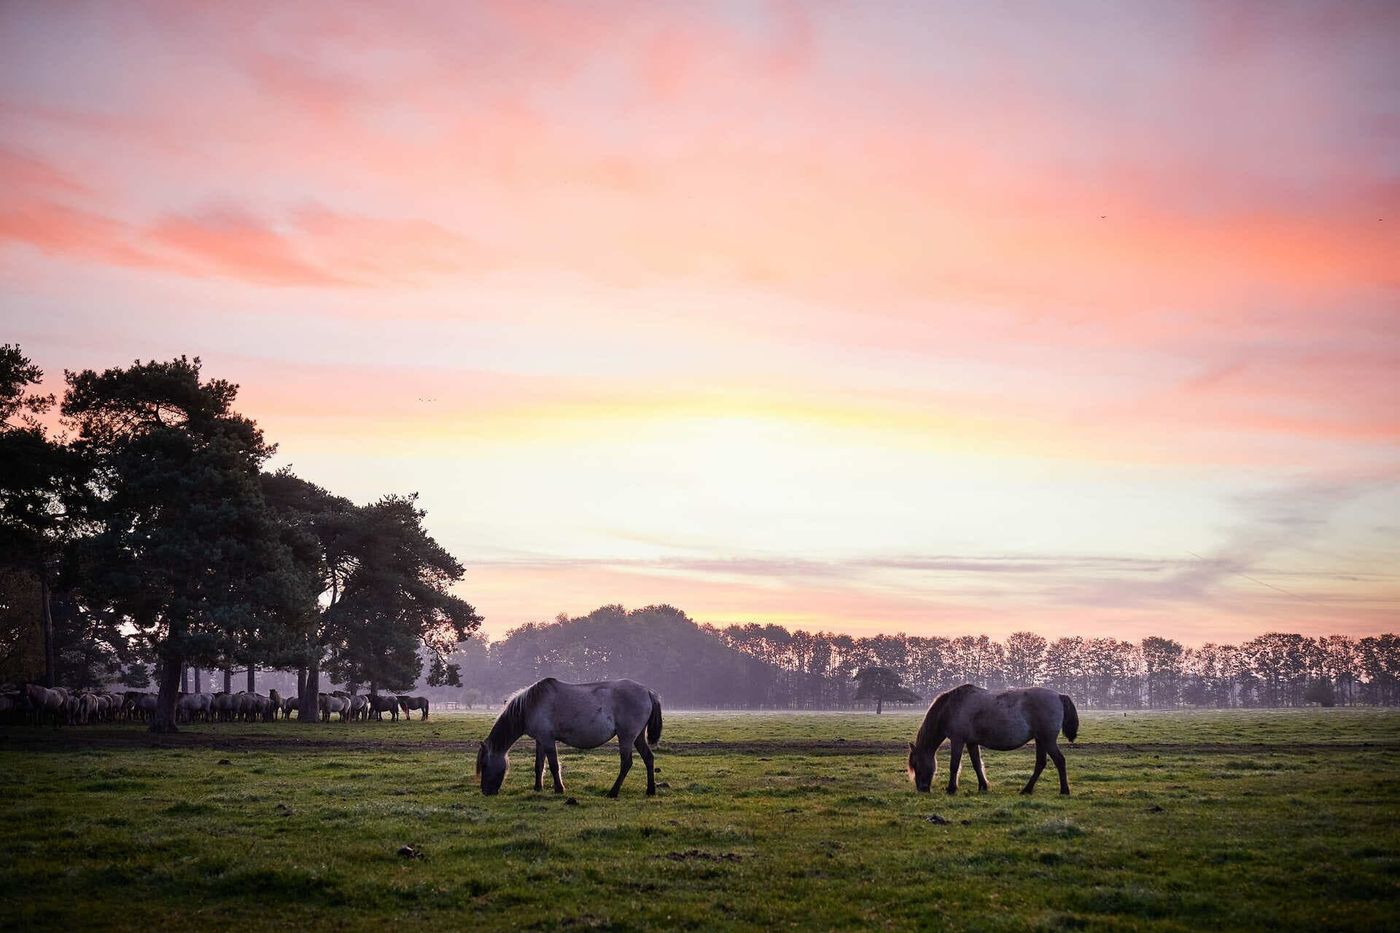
[396,695,429,720]
[907,684,1079,795]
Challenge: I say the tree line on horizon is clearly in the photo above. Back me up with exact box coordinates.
[447,605,1400,710]
[0,345,480,730]
[5,346,1396,719]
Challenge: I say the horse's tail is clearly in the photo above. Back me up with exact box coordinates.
[422,699,429,720]
[647,692,663,746]
[1060,694,1079,744]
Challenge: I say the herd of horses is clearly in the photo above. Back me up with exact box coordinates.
[3,678,1080,799]
[1,683,433,726]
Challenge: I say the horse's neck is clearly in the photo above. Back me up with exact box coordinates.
[914,709,943,751]
[486,707,527,752]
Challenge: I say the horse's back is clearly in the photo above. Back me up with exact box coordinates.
[534,678,655,748]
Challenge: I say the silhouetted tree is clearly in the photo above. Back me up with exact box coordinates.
[853,665,921,713]
[1004,631,1048,686]
[63,357,316,731]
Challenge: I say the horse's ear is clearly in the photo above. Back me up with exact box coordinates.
[908,742,916,751]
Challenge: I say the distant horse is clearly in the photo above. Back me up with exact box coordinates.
[348,694,369,721]
[77,693,100,725]
[135,692,158,720]
[22,683,65,727]
[476,678,662,798]
[907,684,1079,795]
[268,689,282,720]
[319,693,350,722]
[367,694,399,722]
[396,695,429,721]
[281,695,299,719]
[177,692,213,724]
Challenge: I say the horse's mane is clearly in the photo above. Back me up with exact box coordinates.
[915,683,978,748]
[484,677,556,753]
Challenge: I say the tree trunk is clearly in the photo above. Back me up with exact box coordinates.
[223,667,231,693]
[39,568,56,688]
[876,696,884,714]
[297,666,306,697]
[180,664,188,693]
[298,661,320,722]
[247,666,255,692]
[150,654,183,733]
[194,667,202,693]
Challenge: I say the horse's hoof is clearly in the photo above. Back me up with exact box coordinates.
[945,788,958,796]
[606,791,619,799]
[1060,789,1071,796]
[646,788,657,797]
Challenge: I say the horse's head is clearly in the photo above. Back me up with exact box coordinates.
[908,741,936,793]
[476,742,508,795]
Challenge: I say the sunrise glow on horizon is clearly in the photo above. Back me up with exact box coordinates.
[3,2,1397,644]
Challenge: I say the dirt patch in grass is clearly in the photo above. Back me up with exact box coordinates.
[4,729,1394,758]
[663,849,743,862]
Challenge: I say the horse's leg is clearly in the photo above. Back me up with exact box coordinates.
[544,744,565,793]
[1049,742,1070,795]
[634,734,656,796]
[533,742,545,792]
[1022,742,1047,795]
[968,743,990,792]
[608,743,634,798]
[946,739,964,795]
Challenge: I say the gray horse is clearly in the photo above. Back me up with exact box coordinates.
[318,692,350,722]
[367,694,399,721]
[21,683,65,727]
[907,684,1079,795]
[476,678,662,798]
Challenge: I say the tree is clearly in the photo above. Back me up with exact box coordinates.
[1242,633,1313,707]
[0,344,81,686]
[323,494,481,694]
[121,662,152,689]
[1140,636,1185,708]
[260,469,356,722]
[1317,636,1359,706]
[1044,636,1085,696]
[853,665,921,714]
[1004,631,1048,686]
[1302,678,1336,707]
[63,357,316,731]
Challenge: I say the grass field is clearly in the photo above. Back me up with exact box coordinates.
[2,709,1397,931]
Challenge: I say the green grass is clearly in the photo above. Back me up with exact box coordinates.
[2,709,1397,931]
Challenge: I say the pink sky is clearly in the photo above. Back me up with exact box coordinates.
[2,2,1397,643]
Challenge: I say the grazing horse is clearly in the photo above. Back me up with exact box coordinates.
[367,694,399,722]
[907,684,1079,796]
[476,678,662,798]
[396,695,429,721]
